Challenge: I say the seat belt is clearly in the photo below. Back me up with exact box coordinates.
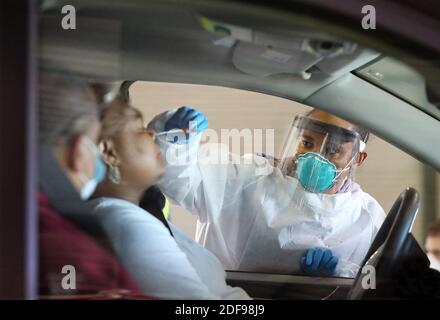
[139,185,174,237]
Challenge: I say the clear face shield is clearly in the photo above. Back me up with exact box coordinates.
[277,115,365,194]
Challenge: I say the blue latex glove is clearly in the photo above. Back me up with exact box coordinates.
[300,247,339,276]
[164,106,209,144]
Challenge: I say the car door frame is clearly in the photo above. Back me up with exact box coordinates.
[0,0,38,299]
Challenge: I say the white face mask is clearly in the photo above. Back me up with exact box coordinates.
[78,137,106,200]
[428,253,440,272]
[79,178,99,200]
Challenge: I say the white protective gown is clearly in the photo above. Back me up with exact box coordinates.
[149,110,386,278]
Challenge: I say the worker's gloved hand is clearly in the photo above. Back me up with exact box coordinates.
[164,106,208,144]
[300,247,339,276]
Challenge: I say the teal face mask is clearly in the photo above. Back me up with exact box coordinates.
[296,152,350,193]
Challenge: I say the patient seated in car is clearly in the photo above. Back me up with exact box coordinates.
[38,72,142,298]
[89,97,250,299]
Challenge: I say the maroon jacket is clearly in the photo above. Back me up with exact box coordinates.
[39,190,148,299]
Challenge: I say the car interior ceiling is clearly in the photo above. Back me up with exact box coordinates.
[41,0,440,173]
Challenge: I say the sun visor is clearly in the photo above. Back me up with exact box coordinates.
[232,41,322,77]
[231,31,376,78]
[315,47,380,77]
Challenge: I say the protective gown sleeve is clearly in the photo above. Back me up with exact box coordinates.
[148,109,273,222]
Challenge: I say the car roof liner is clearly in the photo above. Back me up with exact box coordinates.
[39,0,440,171]
[40,0,379,101]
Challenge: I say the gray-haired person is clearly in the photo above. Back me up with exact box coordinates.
[38,72,141,297]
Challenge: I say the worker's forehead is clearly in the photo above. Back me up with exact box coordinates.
[308,110,355,132]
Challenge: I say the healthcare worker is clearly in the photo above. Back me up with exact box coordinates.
[148,107,386,277]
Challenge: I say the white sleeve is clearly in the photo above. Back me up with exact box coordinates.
[148,109,274,222]
[99,207,224,299]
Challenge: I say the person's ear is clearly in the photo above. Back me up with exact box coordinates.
[356,151,368,166]
[99,139,119,166]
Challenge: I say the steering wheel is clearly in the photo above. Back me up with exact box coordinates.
[346,187,420,299]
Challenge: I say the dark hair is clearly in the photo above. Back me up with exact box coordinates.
[352,124,370,144]
[99,96,144,143]
[306,109,370,143]
[427,220,440,238]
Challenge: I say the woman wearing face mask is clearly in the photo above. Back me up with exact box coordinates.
[148,107,386,278]
[89,98,250,299]
[38,73,143,297]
